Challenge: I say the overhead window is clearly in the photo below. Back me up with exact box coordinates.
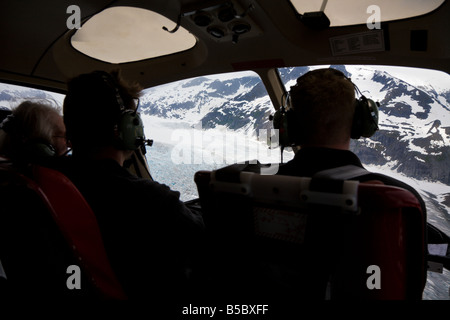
[71,7,197,64]
[290,0,445,27]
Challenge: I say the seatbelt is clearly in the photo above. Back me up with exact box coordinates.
[0,258,6,280]
[313,165,370,180]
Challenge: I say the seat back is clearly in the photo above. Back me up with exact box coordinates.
[0,162,126,299]
[194,168,426,300]
[31,165,127,299]
[0,162,83,298]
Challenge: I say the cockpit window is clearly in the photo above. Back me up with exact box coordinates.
[289,0,445,27]
[279,65,450,300]
[71,7,197,64]
[279,65,450,234]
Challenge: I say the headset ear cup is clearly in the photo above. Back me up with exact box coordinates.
[362,98,379,137]
[20,141,56,159]
[116,111,145,150]
[351,97,379,139]
[286,109,303,146]
[273,108,304,147]
[34,143,56,157]
[273,109,290,148]
[351,99,362,139]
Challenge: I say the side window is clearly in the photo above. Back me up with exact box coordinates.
[0,81,64,136]
[0,83,64,109]
[278,65,450,206]
[280,65,450,301]
[139,71,280,201]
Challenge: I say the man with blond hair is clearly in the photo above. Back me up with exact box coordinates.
[276,67,427,299]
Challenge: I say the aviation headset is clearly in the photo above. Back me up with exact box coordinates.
[273,69,379,147]
[94,71,148,151]
[0,113,57,158]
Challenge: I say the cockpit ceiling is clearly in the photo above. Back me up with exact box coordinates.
[70,0,447,64]
[0,0,449,92]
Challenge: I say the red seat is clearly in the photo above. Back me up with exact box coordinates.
[31,165,127,299]
[1,162,74,297]
[194,168,426,300]
[0,162,126,299]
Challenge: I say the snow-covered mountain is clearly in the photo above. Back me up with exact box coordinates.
[1,66,449,187]
[344,65,450,185]
[140,65,450,186]
[140,72,274,133]
[0,84,64,109]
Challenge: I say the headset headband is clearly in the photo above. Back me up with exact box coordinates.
[93,71,127,112]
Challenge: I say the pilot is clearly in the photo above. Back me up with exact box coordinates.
[0,101,68,162]
[62,70,205,300]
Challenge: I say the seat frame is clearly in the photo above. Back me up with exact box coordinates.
[0,161,126,299]
[195,167,426,300]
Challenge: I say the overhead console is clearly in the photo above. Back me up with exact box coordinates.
[179,0,263,44]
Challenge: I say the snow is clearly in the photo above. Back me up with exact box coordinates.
[373,65,450,95]
[365,162,450,203]
[141,114,291,166]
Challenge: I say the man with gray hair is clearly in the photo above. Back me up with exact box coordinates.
[0,101,67,162]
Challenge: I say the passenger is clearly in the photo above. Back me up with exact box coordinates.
[62,70,205,300]
[0,101,68,163]
[277,68,426,210]
[276,67,427,298]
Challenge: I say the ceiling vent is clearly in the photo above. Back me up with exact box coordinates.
[172,1,261,44]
